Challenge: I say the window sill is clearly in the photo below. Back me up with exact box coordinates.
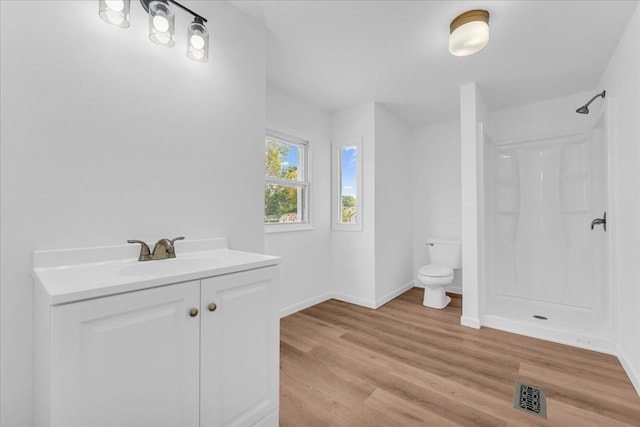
[332,223,363,232]
[264,223,315,234]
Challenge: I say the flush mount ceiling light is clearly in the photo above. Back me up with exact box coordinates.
[449,9,490,57]
[98,0,209,63]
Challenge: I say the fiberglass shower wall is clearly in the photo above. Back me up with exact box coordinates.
[490,133,606,306]
[484,94,609,342]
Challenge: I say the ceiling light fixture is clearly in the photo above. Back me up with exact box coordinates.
[99,0,209,63]
[449,9,490,57]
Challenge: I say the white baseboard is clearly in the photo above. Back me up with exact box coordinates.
[460,316,481,329]
[281,283,417,317]
[330,292,377,309]
[446,285,462,295]
[374,281,415,308]
[279,293,332,318]
[617,345,640,398]
[481,314,616,355]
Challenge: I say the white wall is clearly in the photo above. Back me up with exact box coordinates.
[269,100,413,310]
[598,3,640,394]
[490,90,600,142]
[0,1,266,425]
[411,119,462,292]
[374,105,413,303]
[330,103,377,306]
[264,86,333,316]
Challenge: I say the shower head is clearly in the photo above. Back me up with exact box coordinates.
[576,90,606,114]
[576,105,590,114]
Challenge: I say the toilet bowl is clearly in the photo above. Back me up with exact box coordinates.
[418,265,454,308]
[417,238,461,309]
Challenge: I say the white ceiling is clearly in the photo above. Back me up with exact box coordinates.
[231,0,638,126]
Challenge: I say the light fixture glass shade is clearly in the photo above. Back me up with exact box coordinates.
[148,0,175,47]
[99,0,130,28]
[449,10,490,56]
[187,18,209,63]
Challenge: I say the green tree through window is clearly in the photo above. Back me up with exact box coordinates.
[264,135,307,224]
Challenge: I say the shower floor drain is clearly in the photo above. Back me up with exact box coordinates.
[514,382,547,419]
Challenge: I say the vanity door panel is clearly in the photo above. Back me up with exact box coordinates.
[50,281,200,427]
[200,267,279,427]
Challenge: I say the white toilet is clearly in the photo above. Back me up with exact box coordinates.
[417,238,462,309]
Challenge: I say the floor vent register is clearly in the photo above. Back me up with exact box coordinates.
[513,382,547,419]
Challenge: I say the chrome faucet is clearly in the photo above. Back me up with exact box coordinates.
[152,237,185,260]
[127,239,152,261]
[127,236,185,261]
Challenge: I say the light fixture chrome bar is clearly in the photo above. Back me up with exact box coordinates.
[166,0,207,23]
[139,0,206,22]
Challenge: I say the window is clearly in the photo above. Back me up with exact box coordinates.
[264,129,310,230]
[332,137,363,231]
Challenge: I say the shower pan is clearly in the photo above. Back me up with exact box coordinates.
[483,112,610,351]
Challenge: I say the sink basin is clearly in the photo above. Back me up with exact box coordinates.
[116,256,219,277]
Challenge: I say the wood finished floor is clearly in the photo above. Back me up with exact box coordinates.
[279,288,640,426]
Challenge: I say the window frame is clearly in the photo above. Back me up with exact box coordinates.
[332,136,363,232]
[264,125,313,233]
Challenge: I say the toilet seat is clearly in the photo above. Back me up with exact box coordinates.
[418,264,454,277]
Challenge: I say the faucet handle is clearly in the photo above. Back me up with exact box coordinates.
[165,236,185,258]
[127,239,152,261]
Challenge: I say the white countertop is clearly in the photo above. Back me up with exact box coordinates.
[33,238,280,305]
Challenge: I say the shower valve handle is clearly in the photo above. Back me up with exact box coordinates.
[591,212,606,232]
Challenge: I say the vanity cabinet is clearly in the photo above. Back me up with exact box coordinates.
[34,246,279,427]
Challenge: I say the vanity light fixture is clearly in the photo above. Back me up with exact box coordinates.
[99,0,130,28]
[187,17,209,62]
[98,0,209,63]
[449,9,490,57]
[148,0,175,47]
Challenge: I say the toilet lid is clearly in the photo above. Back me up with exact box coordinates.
[418,264,454,277]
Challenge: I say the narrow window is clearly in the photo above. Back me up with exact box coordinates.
[339,146,358,223]
[264,131,309,227]
[332,137,363,231]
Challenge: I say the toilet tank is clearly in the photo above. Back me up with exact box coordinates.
[427,237,462,268]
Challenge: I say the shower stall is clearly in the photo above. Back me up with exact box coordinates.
[482,103,611,351]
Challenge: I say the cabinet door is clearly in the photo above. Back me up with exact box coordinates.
[200,266,279,427]
[50,281,201,427]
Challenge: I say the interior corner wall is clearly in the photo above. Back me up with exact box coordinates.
[0,2,266,425]
[411,119,462,293]
[330,103,377,307]
[264,86,333,316]
[597,2,640,394]
[373,105,413,305]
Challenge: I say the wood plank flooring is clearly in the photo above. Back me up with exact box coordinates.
[279,288,640,426]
